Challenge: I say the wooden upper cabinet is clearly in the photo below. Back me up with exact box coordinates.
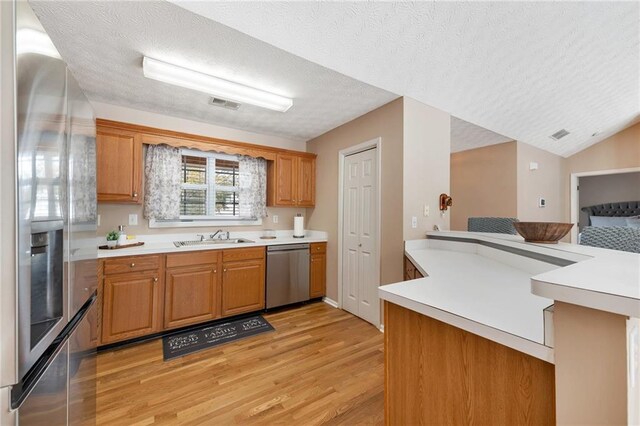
[101,269,162,344]
[267,153,316,207]
[297,156,316,207]
[96,127,142,203]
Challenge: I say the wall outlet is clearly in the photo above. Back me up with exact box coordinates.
[538,197,546,208]
[128,214,138,226]
[272,215,279,224]
[424,204,430,217]
[529,161,539,171]
[97,214,101,227]
[411,216,417,229]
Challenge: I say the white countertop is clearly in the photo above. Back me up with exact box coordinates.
[379,231,640,363]
[97,230,328,258]
[380,236,556,362]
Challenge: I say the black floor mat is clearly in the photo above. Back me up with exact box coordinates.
[162,315,274,361]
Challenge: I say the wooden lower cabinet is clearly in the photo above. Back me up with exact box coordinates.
[403,255,424,280]
[101,269,162,344]
[384,301,555,425]
[221,259,265,317]
[309,242,327,298]
[164,264,220,329]
[98,246,316,346]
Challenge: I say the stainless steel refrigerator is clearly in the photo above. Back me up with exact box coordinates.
[0,1,97,424]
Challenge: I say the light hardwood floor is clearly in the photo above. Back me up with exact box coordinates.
[96,302,384,425]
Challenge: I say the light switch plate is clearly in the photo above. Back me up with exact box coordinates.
[128,214,138,226]
[272,215,279,224]
[411,216,417,229]
[97,214,101,227]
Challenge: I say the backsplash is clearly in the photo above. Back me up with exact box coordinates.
[97,203,307,238]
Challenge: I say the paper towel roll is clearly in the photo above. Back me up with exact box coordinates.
[293,216,305,238]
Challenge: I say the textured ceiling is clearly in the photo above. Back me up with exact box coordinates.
[29,1,398,142]
[451,117,513,153]
[171,1,640,157]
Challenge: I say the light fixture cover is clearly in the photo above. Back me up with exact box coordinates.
[17,28,61,59]
[142,57,293,112]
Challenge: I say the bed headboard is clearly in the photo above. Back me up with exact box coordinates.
[581,201,640,225]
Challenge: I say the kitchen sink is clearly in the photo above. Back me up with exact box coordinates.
[173,238,254,248]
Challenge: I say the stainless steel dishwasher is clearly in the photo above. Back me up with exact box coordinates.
[266,244,310,309]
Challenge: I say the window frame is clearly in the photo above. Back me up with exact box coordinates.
[149,148,262,228]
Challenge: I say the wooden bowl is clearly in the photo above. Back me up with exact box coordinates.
[513,222,574,244]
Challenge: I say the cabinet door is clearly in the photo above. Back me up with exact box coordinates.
[221,259,265,317]
[297,156,316,207]
[96,129,141,203]
[273,154,297,206]
[309,253,326,298]
[101,270,161,344]
[165,264,219,329]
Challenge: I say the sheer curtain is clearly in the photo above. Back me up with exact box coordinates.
[239,155,267,219]
[143,144,182,220]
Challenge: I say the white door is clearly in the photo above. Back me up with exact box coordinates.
[342,147,379,327]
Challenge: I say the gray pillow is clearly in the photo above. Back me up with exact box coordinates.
[590,216,630,227]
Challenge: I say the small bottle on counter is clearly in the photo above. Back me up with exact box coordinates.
[117,225,127,246]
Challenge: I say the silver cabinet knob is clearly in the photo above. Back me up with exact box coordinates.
[133,192,138,197]
[130,263,135,267]
[153,277,158,283]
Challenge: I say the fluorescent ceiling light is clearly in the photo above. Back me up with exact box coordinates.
[16,28,61,59]
[142,56,293,112]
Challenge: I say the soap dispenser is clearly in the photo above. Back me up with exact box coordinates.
[117,225,127,246]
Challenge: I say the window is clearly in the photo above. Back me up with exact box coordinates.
[179,149,241,219]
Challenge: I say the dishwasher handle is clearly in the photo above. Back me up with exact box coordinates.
[267,244,310,252]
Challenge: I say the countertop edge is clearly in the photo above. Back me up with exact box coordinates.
[98,236,328,258]
[379,287,554,363]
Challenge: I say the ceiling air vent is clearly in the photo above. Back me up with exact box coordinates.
[549,129,570,141]
[209,97,241,110]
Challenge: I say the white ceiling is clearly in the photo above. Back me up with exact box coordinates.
[451,117,513,153]
[171,1,640,157]
[30,1,398,142]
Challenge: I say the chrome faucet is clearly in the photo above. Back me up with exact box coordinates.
[210,229,228,240]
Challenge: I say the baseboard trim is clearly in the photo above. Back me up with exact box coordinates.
[322,297,339,308]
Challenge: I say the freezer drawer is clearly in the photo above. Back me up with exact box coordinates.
[18,342,68,426]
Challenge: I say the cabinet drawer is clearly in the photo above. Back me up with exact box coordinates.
[104,255,161,275]
[310,242,327,254]
[222,247,265,262]
[166,250,220,269]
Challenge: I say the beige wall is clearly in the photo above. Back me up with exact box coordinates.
[306,98,404,302]
[566,122,640,175]
[93,102,308,237]
[450,142,517,231]
[554,302,629,425]
[97,204,305,237]
[565,122,640,222]
[516,141,565,222]
[403,97,451,239]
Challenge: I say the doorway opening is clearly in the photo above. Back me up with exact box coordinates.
[570,167,640,242]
